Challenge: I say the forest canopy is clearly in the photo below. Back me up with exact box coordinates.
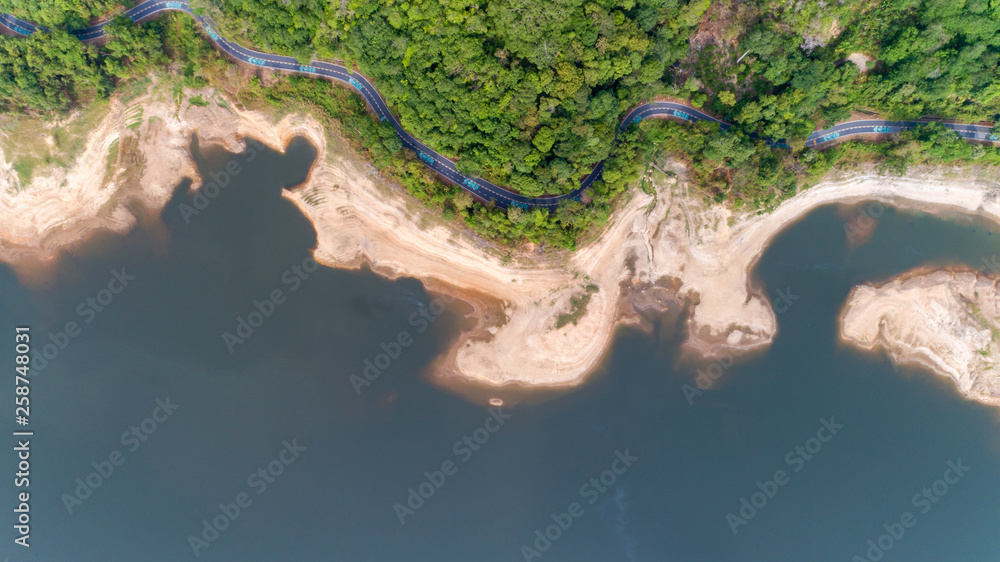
[212,0,704,197]
[3,0,1000,246]
[206,0,1000,195]
[0,0,130,29]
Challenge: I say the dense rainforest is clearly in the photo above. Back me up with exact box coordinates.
[0,1,208,112]
[0,0,125,28]
[3,0,1000,247]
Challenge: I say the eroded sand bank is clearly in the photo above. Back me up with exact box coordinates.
[842,270,1000,406]
[0,83,319,263]
[4,90,1000,403]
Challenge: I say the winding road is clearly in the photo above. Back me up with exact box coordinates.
[3,1,997,209]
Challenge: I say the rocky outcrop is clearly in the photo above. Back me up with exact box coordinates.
[842,269,1000,406]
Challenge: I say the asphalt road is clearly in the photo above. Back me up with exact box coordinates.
[3,1,997,209]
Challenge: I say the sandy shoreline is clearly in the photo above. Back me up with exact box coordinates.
[4,89,1000,405]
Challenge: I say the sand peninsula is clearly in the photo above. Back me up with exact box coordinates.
[3,86,1000,406]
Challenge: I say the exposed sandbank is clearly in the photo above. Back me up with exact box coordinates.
[0,82,319,264]
[842,269,1000,406]
[4,88,1000,406]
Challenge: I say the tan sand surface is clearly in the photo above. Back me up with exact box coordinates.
[4,90,1000,404]
[842,269,1000,406]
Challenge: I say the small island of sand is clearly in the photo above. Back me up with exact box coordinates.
[841,269,1000,406]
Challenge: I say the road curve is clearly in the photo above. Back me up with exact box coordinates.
[3,1,997,209]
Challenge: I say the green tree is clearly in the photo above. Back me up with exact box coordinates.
[0,31,103,112]
[101,16,166,80]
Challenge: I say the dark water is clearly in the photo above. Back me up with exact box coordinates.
[2,139,999,562]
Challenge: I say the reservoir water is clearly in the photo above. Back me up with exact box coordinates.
[1,138,998,561]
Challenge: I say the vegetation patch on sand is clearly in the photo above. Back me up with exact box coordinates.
[0,101,110,188]
[555,284,600,329]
